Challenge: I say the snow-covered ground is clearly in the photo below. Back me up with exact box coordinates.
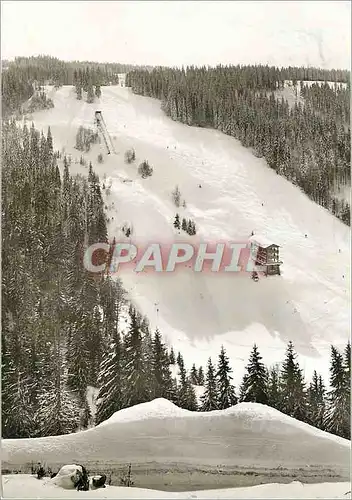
[2,399,350,473]
[19,83,350,388]
[2,474,351,499]
[274,80,348,109]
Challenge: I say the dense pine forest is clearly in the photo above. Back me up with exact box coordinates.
[126,65,350,225]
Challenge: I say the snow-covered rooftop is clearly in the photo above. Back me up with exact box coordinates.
[248,234,279,248]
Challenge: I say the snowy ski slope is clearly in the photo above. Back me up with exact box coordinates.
[20,83,350,386]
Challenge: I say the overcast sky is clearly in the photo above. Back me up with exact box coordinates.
[1,1,350,69]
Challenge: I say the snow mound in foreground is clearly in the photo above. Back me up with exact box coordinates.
[97,398,186,426]
[98,398,348,447]
[99,398,285,427]
[2,398,349,470]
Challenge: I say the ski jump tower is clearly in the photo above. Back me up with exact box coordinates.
[95,111,116,154]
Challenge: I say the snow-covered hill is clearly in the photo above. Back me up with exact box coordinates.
[19,84,350,387]
[2,474,351,499]
[2,399,350,474]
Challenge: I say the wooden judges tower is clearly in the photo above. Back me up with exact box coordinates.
[249,234,282,276]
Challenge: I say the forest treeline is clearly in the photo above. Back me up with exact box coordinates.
[1,55,152,116]
[2,119,118,437]
[126,65,350,225]
[96,332,351,441]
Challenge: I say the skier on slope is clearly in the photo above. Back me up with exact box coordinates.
[251,270,259,282]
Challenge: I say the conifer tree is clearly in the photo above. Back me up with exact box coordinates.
[124,308,149,407]
[174,213,180,229]
[87,84,95,103]
[181,218,187,232]
[47,126,53,157]
[216,345,237,408]
[279,341,307,421]
[2,370,33,438]
[37,334,81,436]
[151,329,173,399]
[307,370,326,429]
[190,364,199,385]
[198,366,205,385]
[76,84,82,100]
[141,318,153,400]
[172,185,181,207]
[200,358,219,411]
[177,361,198,410]
[169,347,176,364]
[177,351,183,368]
[324,345,350,438]
[95,332,125,425]
[187,219,196,236]
[239,344,267,404]
[267,365,281,409]
[66,318,90,400]
[344,340,351,388]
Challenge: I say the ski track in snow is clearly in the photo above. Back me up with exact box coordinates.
[21,83,351,386]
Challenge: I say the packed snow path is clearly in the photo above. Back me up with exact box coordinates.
[2,474,351,499]
[24,84,350,384]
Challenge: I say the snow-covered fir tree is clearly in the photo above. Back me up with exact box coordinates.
[95,332,125,425]
[279,342,307,422]
[86,83,95,103]
[151,329,174,399]
[324,345,350,439]
[307,370,326,430]
[37,336,81,437]
[177,360,198,411]
[198,366,205,385]
[267,365,281,409]
[124,308,150,407]
[216,346,237,408]
[200,358,219,411]
[169,347,176,364]
[190,363,199,385]
[174,213,180,229]
[177,351,183,367]
[239,344,268,404]
[76,84,82,100]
